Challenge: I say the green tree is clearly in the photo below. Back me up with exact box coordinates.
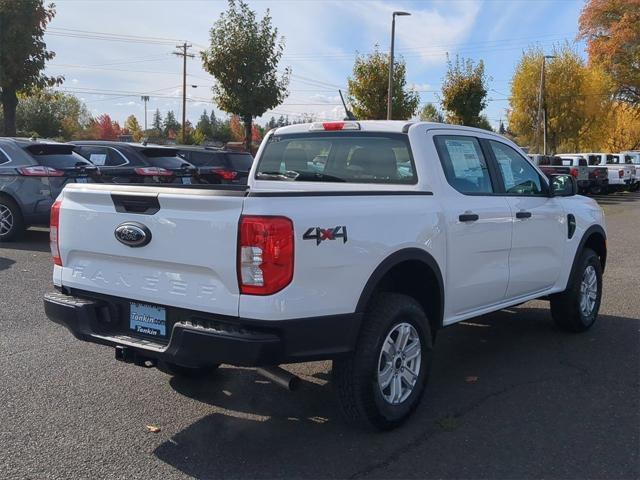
[15,90,91,139]
[201,0,290,151]
[0,0,62,135]
[347,46,419,120]
[196,109,213,139]
[476,115,493,132]
[418,103,444,123]
[579,0,640,105]
[151,109,163,135]
[440,55,488,127]
[163,110,180,136]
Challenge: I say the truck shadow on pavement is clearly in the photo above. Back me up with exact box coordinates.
[154,305,640,479]
[592,190,639,205]
[0,256,15,271]
[0,228,50,253]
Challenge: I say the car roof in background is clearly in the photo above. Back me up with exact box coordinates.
[176,146,250,154]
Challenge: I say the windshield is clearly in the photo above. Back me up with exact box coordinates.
[256,133,417,184]
[227,153,253,172]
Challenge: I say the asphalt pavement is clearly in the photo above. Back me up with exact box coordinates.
[1,191,638,479]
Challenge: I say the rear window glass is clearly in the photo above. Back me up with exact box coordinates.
[227,153,253,172]
[139,148,189,168]
[587,155,601,166]
[26,145,91,168]
[256,133,416,184]
[183,151,225,167]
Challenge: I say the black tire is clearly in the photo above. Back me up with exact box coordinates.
[589,185,603,195]
[550,248,602,332]
[332,293,433,431]
[157,361,220,378]
[0,196,25,242]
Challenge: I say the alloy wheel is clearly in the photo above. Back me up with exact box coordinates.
[0,205,14,237]
[377,322,422,405]
[579,265,598,317]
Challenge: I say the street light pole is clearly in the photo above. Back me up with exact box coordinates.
[140,96,149,132]
[539,54,556,155]
[387,11,411,120]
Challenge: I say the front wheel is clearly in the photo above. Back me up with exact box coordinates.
[332,293,433,430]
[550,248,602,332]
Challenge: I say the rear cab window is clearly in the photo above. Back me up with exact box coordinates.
[256,132,417,184]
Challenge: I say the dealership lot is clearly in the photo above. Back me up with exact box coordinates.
[1,192,638,479]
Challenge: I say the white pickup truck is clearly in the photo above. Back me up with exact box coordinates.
[45,121,607,430]
[567,152,635,192]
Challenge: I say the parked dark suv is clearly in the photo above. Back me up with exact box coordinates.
[70,141,197,184]
[176,146,253,184]
[0,138,98,241]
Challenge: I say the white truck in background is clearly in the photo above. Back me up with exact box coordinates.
[45,121,607,430]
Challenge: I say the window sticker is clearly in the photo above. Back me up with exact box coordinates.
[445,139,483,179]
[89,153,107,166]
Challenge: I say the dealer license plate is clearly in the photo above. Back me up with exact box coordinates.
[130,302,166,338]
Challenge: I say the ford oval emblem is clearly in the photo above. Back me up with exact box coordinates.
[114,222,151,248]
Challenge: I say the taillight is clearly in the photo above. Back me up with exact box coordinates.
[309,121,360,131]
[134,167,173,176]
[570,167,578,178]
[238,216,294,295]
[50,200,62,266]
[214,169,238,181]
[619,169,624,178]
[19,166,64,177]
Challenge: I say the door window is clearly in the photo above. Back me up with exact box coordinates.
[434,135,493,194]
[489,141,545,195]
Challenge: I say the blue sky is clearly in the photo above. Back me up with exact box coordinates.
[44,0,588,130]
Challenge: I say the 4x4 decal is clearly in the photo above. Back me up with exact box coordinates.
[303,226,348,245]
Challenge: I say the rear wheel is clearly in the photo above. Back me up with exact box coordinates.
[0,197,25,242]
[157,361,220,378]
[332,293,433,430]
[550,248,602,332]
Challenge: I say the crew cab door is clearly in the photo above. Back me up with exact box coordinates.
[433,135,512,317]
[486,140,566,298]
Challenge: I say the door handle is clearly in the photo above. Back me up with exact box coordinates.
[459,213,479,222]
[516,211,532,219]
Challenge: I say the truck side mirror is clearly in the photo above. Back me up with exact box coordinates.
[549,174,577,197]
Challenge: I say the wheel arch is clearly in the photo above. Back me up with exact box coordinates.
[356,248,444,336]
[574,225,607,274]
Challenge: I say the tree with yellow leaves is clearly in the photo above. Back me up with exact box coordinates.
[508,44,613,154]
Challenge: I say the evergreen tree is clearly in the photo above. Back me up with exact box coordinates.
[152,109,163,134]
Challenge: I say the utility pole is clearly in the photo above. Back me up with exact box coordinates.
[538,54,556,155]
[387,11,411,120]
[173,42,194,143]
[140,96,149,132]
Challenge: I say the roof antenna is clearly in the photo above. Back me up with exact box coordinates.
[339,90,356,121]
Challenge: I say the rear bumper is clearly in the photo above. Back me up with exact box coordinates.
[44,290,362,368]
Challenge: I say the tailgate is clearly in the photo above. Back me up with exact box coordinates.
[57,184,246,316]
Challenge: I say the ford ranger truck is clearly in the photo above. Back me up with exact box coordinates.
[44,121,607,430]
